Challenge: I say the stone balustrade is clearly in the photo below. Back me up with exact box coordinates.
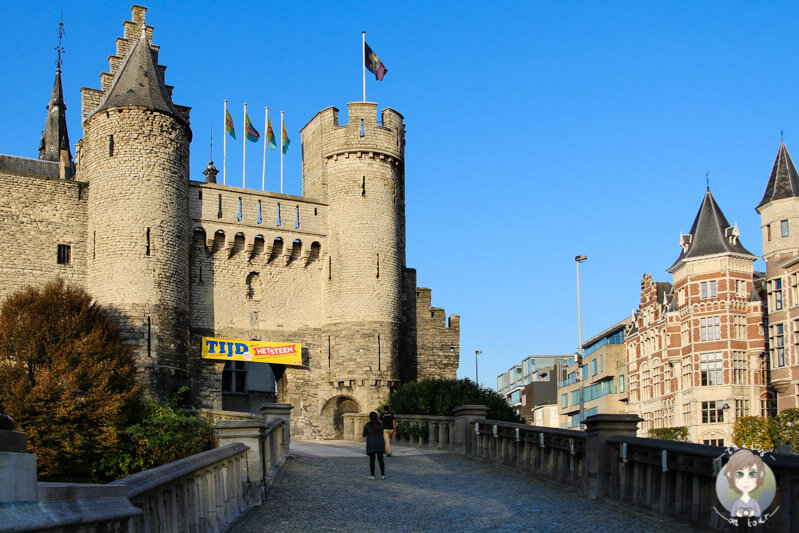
[0,405,292,533]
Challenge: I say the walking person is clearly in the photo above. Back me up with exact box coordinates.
[363,411,385,479]
[380,406,397,457]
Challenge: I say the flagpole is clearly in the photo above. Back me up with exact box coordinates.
[262,107,268,191]
[223,100,227,185]
[242,103,247,189]
[280,110,284,194]
[362,32,366,102]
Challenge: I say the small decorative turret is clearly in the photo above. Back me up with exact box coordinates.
[203,161,218,183]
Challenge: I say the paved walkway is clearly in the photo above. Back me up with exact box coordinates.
[234,440,711,533]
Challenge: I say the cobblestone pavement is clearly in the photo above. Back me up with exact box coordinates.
[234,441,711,533]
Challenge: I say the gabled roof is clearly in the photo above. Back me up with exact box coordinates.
[38,68,73,177]
[757,143,799,210]
[92,30,187,128]
[668,190,756,272]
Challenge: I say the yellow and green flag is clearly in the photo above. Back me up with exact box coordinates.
[245,113,260,142]
[267,117,277,150]
[282,121,290,154]
[225,109,236,140]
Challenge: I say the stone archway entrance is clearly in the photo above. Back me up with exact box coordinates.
[320,395,360,439]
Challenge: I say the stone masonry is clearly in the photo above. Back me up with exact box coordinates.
[0,5,459,439]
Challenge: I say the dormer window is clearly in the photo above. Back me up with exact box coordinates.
[725,223,740,245]
[679,233,692,252]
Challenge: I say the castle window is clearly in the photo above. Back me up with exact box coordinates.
[146,228,151,256]
[296,206,300,229]
[57,244,71,265]
[328,256,332,280]
[218,195,223,218]
[377,334,381,370]
[147,317,151,357]
[222,361,247,393]
[93,231,96,259]
[277,203,281,226]
[362,176,366,196]
[198,190,202,200]
[376,253,380,278]
[238,198,243,221]
[314,208,318,216]
[108,135,114,157]
[328,336,332,371]
[767,224,772,241]
[782,220,789,237]
[360,119,364,137]
[258,200,262,224]
[246,272,261,300]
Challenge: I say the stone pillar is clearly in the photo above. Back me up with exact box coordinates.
[583,413,641,500]
[260,404,293,457]
[0,428,38,504]
[452,405,489,456]
[215,420,266,504]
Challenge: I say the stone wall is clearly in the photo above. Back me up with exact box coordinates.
[415,287,460,380]
[0,161,87,302]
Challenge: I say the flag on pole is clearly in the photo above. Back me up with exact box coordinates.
[267,117,277,150]
[245,114,260,142]
[364,42,388,81]
[282,121,290,154]
[225,109,236,139]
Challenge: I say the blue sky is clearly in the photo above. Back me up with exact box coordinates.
[1,1,796,389]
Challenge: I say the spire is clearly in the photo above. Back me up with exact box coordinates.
[757,143,799,210]
[668,190,756,271]
[38,13,73,179]
[92,30,187,128]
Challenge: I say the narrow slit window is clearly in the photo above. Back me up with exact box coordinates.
[93,231,96,259]
[296,206,300,228]
[782,220,789,237]
[328,256,332,280]
[198,190,202,199]
[277,203,281,226]
[238,198,243,221]
[146,228,151,256]
[57,244,71,265]
[108,135,114,157]
[218,194,223,218]
[377,334,381,370]
[360,119,364,137]
[376,253,380,278]
[362,176,366,196]
[258,201,262,224]
[328,336,332,371]
[147,317,152,357]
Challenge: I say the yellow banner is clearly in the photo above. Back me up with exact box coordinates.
[201,336,303,367]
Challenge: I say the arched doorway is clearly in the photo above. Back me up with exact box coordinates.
[320,395,360,439]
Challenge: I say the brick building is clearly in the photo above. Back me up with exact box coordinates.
[0,6,459,439]
[626,187,770,445]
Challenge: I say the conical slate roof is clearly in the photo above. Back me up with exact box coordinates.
[757,143,799,209]
[38,67,73,176]
[92,30,186,127]
[668,190,756,271]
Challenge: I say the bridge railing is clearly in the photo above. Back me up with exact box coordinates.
[0,407,292,533]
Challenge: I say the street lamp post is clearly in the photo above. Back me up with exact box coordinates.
[475,350,482,386]
[575,255,587,429]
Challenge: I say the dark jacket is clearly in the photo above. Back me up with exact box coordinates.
[363,421,385,453]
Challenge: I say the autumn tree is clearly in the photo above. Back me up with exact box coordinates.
[0,280,143,482]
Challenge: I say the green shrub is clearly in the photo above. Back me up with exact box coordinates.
[771,408,799,453]
[98,387,215,481]
[648,427,688,441]
[381,379,521,423]
[732,416,774,452]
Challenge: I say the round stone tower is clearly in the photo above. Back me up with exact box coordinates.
[301,101,406,411]
[82,18,191,398]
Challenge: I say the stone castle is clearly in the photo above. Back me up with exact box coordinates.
[0,5,460,439]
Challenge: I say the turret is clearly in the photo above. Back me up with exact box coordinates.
[756,143,799,266]
[81,6,192,398]
[301,101,406,381]
[39,67,73,180]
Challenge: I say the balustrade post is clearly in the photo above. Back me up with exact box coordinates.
[583,414,641,500]
[452,405,489,456]
[214,419,266,505]
[259,404,293,457]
